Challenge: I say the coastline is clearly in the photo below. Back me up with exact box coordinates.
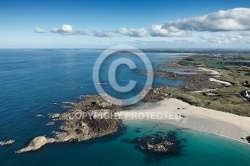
[15,53,250,153]
[116,98,250,144]
[118,55,250,144]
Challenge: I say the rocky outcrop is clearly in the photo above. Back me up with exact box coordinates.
[17,95,123,153]
[17,116,121,153]
[49,96,123,143]
[0,140,15,146]
[246,136,250,143]
[64,95,124,111]
[16,136,55,153]
[54,109,121,142]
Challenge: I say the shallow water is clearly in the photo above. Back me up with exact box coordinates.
[0,49,249,166]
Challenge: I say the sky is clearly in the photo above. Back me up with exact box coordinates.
[1,0,250,48]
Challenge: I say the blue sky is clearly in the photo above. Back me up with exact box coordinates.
[1,0,250,48]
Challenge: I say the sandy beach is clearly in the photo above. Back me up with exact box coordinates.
[116,98,250,143]
[209,78,231,86]
[198,67,221,75]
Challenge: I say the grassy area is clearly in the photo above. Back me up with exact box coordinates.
[165,54,250,116]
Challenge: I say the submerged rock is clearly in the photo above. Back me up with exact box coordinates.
[49,113,60,119]
[0,140,15,146]
[35,114,45,118]
[46,122,55,126]
[122,131,183,157]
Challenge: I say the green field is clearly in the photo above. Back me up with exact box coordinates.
[165,54,250,116]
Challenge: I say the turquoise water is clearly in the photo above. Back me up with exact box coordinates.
[0,49,249,166]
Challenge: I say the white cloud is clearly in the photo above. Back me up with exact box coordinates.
[150,24,191,37]
[148,8,250,37]
[149,8,250,37]
[118,28,148,37]
[51,25,74,34]
[162,8,250,32]
[34,28,47,33]
[35,8,250,39]
[92,31,113,37]
[50,24,112,37]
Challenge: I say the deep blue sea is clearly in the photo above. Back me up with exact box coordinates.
[0,49,250,166]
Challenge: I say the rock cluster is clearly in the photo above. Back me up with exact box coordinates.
[143,140,174,153]
[135,134,180,155]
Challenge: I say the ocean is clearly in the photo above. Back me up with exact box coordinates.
[0,49,250,166]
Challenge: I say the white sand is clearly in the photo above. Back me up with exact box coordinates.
[209,78,231,86]
[198,67,220,75]
[116,98,250,143]
[192,88,218,93]
[198,67,231,86]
